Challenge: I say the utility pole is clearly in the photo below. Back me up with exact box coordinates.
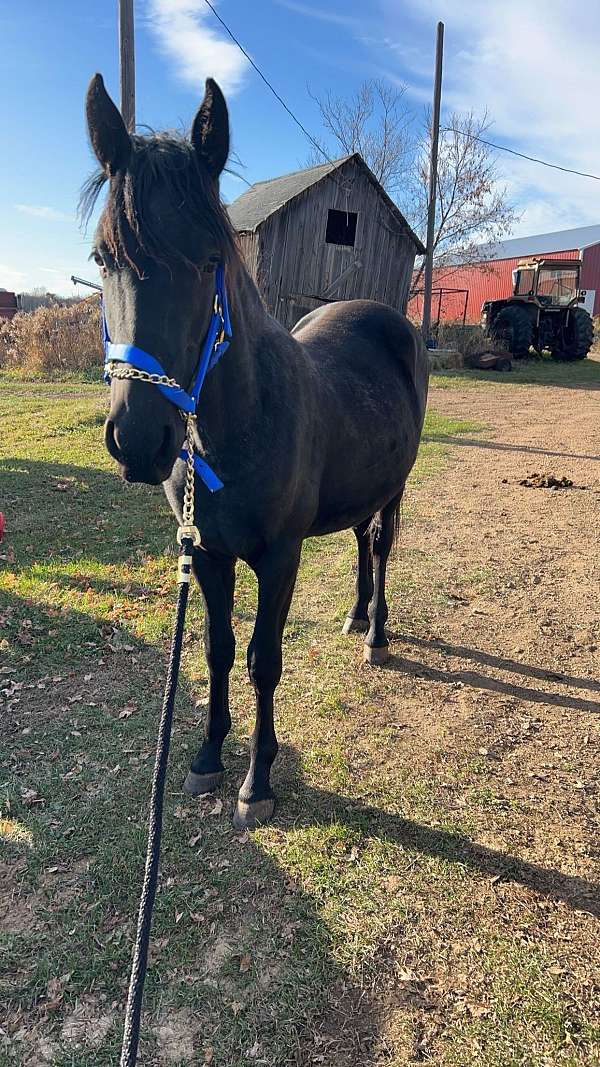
[422,21,444,345]
[119,0,136,132]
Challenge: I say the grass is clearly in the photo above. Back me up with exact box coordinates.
[433,351,600,389]
[1,377,599,1066]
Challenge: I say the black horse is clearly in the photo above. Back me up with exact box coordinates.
[83,75,429,830]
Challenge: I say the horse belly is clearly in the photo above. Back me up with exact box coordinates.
[311,387,422,534]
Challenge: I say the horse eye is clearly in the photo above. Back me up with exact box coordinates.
[93,252,106,271]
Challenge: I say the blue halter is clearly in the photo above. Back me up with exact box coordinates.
[102,264,231,492]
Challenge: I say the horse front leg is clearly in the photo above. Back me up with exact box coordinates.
[233,540,302,830]
[184,550,236,796]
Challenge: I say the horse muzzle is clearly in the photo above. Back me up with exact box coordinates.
[104,414,181,485]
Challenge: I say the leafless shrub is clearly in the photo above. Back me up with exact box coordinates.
[435,321,491,355]
[0,298,103,377]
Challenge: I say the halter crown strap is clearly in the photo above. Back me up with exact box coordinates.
[102,265,231,492]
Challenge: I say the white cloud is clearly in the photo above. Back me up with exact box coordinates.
[275,0,361,29]
[15,204,74,223]
[394,0,600,233]
[146,0,248,96]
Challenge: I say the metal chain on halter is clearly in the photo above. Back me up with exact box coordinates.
[106,363,183,390]
[178,414,201,548]
[107,361,202,550]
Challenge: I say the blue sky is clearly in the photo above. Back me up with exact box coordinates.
[2,0,599,295]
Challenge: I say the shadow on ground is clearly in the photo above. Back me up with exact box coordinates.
[425,435,600,463]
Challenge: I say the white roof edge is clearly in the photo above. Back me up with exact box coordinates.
[474,223,600,262]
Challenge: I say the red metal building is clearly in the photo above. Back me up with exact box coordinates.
[0,290,18,321]
[409,223,600,324]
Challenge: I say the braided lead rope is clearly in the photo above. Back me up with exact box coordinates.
[119,546,192,1067]
[115,374,200,1066]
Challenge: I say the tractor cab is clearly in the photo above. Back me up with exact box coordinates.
[511,259,586,309]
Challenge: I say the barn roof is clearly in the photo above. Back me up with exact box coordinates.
[227,153,425,252]
[476,223,600,261]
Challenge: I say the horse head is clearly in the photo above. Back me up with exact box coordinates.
[83,73,236,484]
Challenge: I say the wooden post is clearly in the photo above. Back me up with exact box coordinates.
[119,0,136,132]
[422,21,444,345]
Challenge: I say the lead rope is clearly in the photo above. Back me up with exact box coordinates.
[119,415,200,1067]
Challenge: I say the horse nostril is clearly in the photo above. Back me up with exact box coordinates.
[104,419,123,463]
[155,424,173,468]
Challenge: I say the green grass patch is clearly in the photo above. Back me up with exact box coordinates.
[433,352,600,389]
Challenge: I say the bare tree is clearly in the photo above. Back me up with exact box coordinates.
[309,81,516,293]
[308,79,413,197]
[18,288,82,312]
[409,110,517,293]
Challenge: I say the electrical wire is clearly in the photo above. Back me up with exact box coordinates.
[442,127,600,182]
[202,0,337,170]
[203,2,600,189]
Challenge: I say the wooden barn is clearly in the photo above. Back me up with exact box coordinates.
[227,153,424,330]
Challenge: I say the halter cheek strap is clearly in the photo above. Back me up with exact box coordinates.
[101,265,231,492]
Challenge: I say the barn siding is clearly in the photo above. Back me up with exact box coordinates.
[238,157,419,329]
[408,249,582,324]
[236,232,259,282]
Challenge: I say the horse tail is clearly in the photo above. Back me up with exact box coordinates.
[368,490,404,553]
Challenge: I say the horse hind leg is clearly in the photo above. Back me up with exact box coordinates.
[342,517,374,634]
[364,492,403,666]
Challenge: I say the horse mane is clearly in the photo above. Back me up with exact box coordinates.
[79,130,241,277]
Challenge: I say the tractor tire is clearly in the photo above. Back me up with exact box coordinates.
[490,305,533,359]
[550,307,594,361]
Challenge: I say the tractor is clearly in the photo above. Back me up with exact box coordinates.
[481,258,594,361]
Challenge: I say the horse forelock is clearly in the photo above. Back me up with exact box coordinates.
[79,131,241,278]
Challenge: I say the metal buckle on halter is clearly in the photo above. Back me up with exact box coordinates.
[214,295,226,347]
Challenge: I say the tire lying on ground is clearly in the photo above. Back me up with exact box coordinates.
[550,307,594,362]
[490,305,533,359]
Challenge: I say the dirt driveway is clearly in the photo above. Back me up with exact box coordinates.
[414,373,599,707]
[405,371,600,850]
[361,371,600,1058]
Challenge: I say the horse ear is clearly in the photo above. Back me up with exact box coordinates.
[191,79,229,179]
[86,73,131,177]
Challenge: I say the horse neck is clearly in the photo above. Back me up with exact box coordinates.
[196,261,268,447]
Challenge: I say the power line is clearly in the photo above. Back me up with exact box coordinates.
[202,3,597,195]
[202,0,336,169]
[442,127,600,182]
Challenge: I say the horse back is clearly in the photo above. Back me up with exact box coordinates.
[293,299,429,424]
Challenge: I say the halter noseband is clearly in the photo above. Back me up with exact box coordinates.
[101,264,231,492]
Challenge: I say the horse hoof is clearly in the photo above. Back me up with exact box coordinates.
[364,644,390,666]
[232,797,276,831]
[183,770,224,796]
[342,615,369,635]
